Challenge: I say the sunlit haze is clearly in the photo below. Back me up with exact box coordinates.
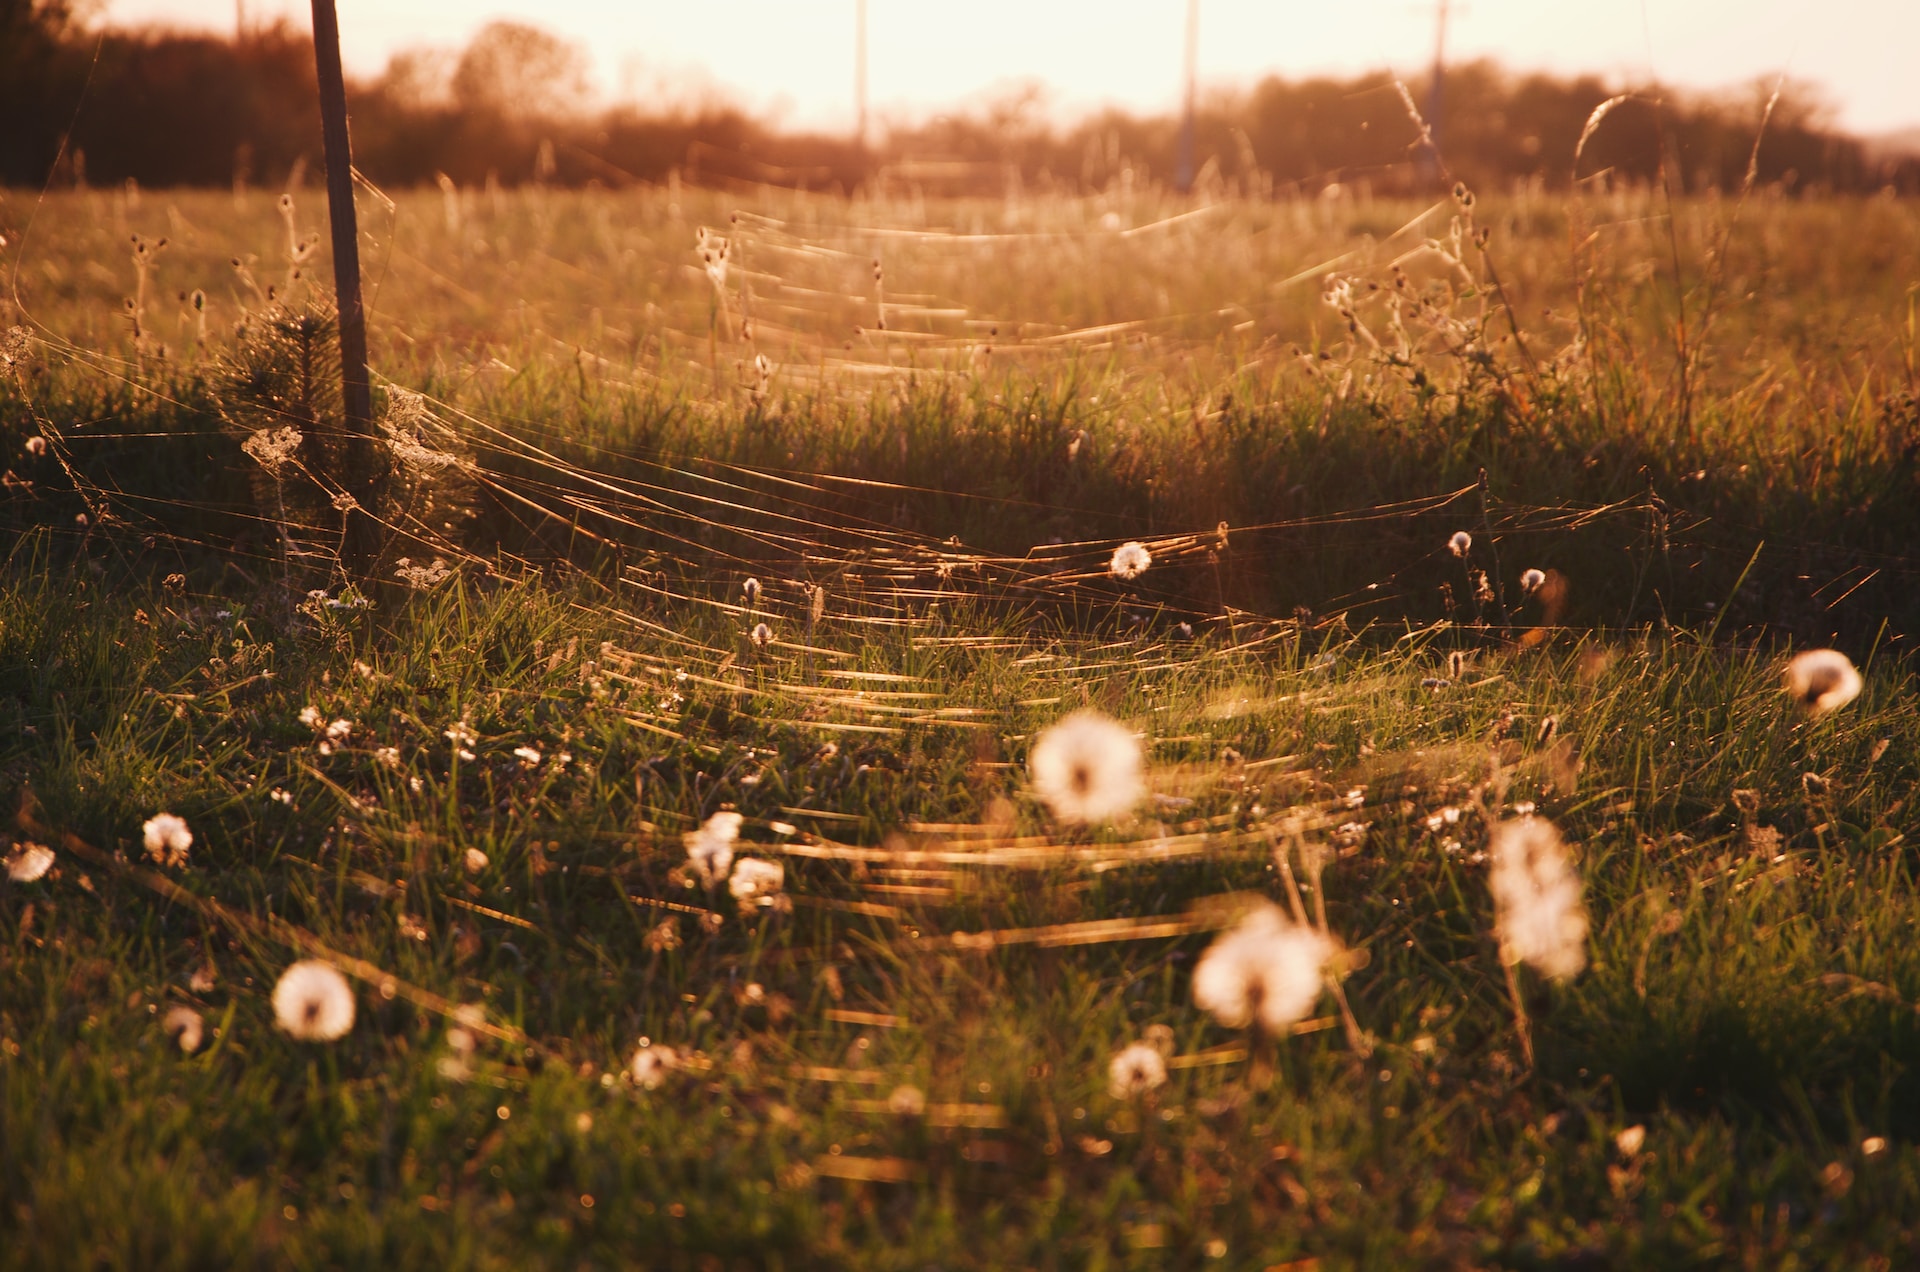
[99,0,1920,136]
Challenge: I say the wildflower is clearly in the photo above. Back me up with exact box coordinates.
[513,745,542,768]
[684,811,744,886]
[1448,531,1472,558]
[270,788,293,805]
[629,1042,678,1089]
[645,920,681,952]
[6,842,54,883]
[887,1084,927,1115]
[1487,816,1588,981]
[298,705,323,728]
[163,1006,204,1054]
[1107,1041,1169,1099]
[742,577,761,605]
[189,965,217,993]
[142,813,193,868]
[1028,710,1145,825]
[325,719,352,743]
[1520,568,1546,594]
[1190,903,1334,1034]
[24,435,46,457]
[375,746,401,770]
[463,847,489,874]
[444,720,477,747]
[1109,541,1152,582]
[1615,1125,1646,1157]
[1783,649,1862,717]
[271,960,356,1041]
[750,622,774,648]
[729,856,785,907]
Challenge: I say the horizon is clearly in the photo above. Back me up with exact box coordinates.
[95,0,1920,138]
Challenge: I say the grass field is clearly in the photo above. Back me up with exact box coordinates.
[2,180,1920,1268]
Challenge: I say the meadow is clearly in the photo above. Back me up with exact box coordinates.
[1,175,1919,1268]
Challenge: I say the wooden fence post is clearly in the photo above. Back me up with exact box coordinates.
[308,0,378,578]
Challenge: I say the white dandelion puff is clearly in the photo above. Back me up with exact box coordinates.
[163,1005,204,1054]
[887,1084,927,1116]
[1783,649,1862,718]
[6,842,54,883]
[1109,541,1152,581]
[728,856,786,907]
[271,960,356,1041]
[1519,568,1547,594]
[1488,816,1588,982]
[1448,531,1472,558]
[629,1042,678,1089]
[684,811,744,886]
[750,622,774,649]
[325,718,352,743]
[513,745,542,767]
[298,705,323,728]
[1190,903,1334,1034]
[463,848,489,874]
[142,813,193,868]
[1028,710,1145,825]
[742,577,761,605]
[1107,1041,1169,1099]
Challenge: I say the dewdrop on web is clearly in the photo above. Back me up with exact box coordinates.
[1028,710,1145,825]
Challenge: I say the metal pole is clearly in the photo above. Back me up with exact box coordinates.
[308,0,378,577]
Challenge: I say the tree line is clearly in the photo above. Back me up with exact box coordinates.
[4,3,1915,196]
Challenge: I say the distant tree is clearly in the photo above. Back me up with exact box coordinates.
[451,21,591,122]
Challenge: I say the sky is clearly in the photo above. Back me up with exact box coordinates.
[99,0,1920,137]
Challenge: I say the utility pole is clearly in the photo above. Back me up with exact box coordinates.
[855,0,869,151]
[1175,0,1198,192]
[1423,0,1453,181]
[308,0,379,578]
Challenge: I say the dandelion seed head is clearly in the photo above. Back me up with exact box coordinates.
[163,1005,204,1054]
[887,1084,927,1115]
[1448,531,1472,558]
[1520,568,1547,594]
[6,842,54,883]
[1028,710,1145,826]
[1107,1041,1169,1099]
[1488,816,1588,981]
[1783,649,1862,717]
[742,577,761,604]
[750,622,774,649]
[1190,903,1334,1034]
[463,847,489,874]
[728,856,786,907]
[23,435,46,457]
[1109,541,1152,582]
[142,813,193,868]
[684,811,744,886]
[629,1042,678,1090]
[271,960,356,1041]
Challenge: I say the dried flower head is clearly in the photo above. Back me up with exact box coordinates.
[684,811,744,886]
[163,1005,205,1054]
[1783,649,1862,718]
[629,1042,678,1089]
[1109,541,1153,582]
[1488,817,1588,981]
[1448,531,1472,558]
[728,856,786,907]
[1107,1041,1170,1099]
[271,960,356,1041]
[142,813,193,868]
[1028,710,1145,825]
[6,842,54,883]
[1190,903,1334,1034]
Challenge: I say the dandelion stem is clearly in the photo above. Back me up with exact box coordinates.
[1503,958,1535,1070]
